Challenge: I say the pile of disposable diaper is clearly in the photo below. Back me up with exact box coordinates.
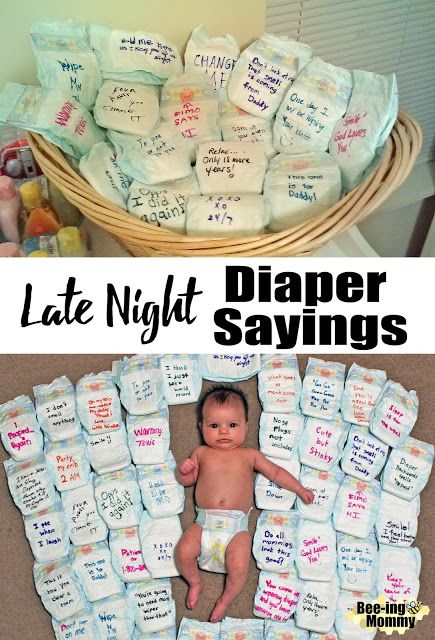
[0,20,399,237]
[0,354,432,640]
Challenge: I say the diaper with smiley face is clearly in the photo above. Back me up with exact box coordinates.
[195,508,251,573]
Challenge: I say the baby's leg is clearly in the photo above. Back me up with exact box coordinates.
[175,523,203,609]
[210,531,251,622]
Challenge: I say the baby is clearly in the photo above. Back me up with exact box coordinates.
[175,385,314,622]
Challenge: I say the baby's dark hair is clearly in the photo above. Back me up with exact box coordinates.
[197,384,249,424]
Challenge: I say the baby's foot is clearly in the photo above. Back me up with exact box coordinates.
[186,581,203,609]
[210,596,229,622]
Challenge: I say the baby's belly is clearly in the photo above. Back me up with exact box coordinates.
[195,477,254,512]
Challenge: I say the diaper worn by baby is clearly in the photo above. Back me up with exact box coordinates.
[34,376,81,441]
[177,617,221,640]
[381,436,433,501]
[109,526,150,583]
[377,546,421,603]
[76,371,122,434]
[127,579,176,634]
[199,354,261,381]
[4,454,57,516]
[34,557,86,621]
[375,490,419,546]
[45,434,91,491]
[160,354,202,405]
[138,511,182,578]
[336,531,378,593]
[70,541,123,602]
[196,508,251,573]
[296,466,344,523]
[113,355,165,416]
[62,476,108,546]
[254,568,302,621]
[341,364,387,427]
[340,425,389,481]
[126,410,170,466]
[94,466,143,529]
[255,454,300,511]
[298,415,349,471]
[295,575,339,634]
[85,423,131,475]
[259,411,305,461]
[220,617,264,640]
[24,499,70,563]
[369,380,418,448]
[333,477,381,539]
[295,519,337,582]
[0,394,44,461]
[252,510,299,573]
[258,354,302,413]
[301,358,345,421]
[137,452,185,518]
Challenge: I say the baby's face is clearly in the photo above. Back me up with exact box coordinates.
[200,396,248,451]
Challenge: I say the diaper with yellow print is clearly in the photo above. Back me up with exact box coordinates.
[195,508,250,573]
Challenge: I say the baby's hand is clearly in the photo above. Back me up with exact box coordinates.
[299,486,315,504]
[179,458,198,476]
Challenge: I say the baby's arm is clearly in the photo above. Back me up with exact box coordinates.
[253,450,314,504]
[176,449,200,487]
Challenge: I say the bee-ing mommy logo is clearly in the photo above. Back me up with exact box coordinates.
[349,595,430,635]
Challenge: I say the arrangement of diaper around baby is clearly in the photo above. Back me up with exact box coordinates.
[0,353,432,640]
[0,20,400,238]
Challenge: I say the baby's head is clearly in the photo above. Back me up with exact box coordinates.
[197,385,249,451]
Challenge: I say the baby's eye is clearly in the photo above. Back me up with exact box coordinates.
[209,423,219,429]
[229,422,238,428]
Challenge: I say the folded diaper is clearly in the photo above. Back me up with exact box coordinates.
[341,364,387,426]
[137,453,185,518]
[186,194,269,237]
[336,531,378,593]
[138,626,176,640]
[34,557,86,621]
[301,358,346,420]
[30,18,102,109]
[0,83,105,159]
[195,141,267,195]
[273,57,352,154]
[375,490,419,546]
[254,568,302,620]
[340,425,389,481]
[138,512,182,578]
[45,435,91,491]
[377,546,421,603]
[79,141,131,209]
[335,590,377,640]
[380,436,434,500]
[252,510,299,572]
[127,174,200,233]
[255,454,300,511]
[126,410,170,465]
[127,579,176,633]
[200,354,261,381]
[296,466,344,523]
[369,380,418,448]
[62,478,108,546]
[221,617,264,640]
[160,354,202,405]
[94,81,159,136]
[295,519,337,582]
[94,466,143,529]
[109,526,150,583]
[76,371,122,434]
[309,631,339,640]
[298,415,350,471]
[220,104,276,159]
[333,477,381,539]
[4,454,57,516]
[24,499,70,563]
[259,411,305,460]
[52,605,98,640]
[295,575,339,633]
[264,619,309,640]
[0,395,44,461]
[34,376,81,442]
[93,594,135,640]
[113,355,165,416]
[86,424,131,475]
[71,541,123,602]
[228,34,312,119]
[258,354,302,413]
[177,617,221,640]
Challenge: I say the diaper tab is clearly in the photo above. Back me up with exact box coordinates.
[195,508,251,533]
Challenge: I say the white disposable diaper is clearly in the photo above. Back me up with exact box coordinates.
[127,174,200,233]
[221,617,264,640]
[333,477,381,539]
[259,411,305,460]
[253,510,299,573]
[264,619,309,640]
[76,371,122,434]
[195,508,250,573]
[298,415,350,471]
[177,617,221,640]
[138,512,182,578]
[94,466,143,529]
[45,435,91,491]
[377,546,421,603]
[296,466,344,523]
[295,575,339,633]
[160,354,202,405]
[89,25,183,84]
[340,364,387,427]
[137,452,185,518]
[301,358,346,421]
[62,479,108,546]
[79,141,131,209]
[309,630,339,640]
[70,541,123,602]
[127,579,176,633]
[86,424,131,475]
[0,395,43,461]
[34,557,86,621]
[380,436,434,500]
[336,531,378,593]
[375,490,419,547]
[228,34,312,119]
[93,594,135,640]
[329,70,398,191]
[295,519,337,582]
[137,626,176,640]
[113,355,165,416]
[255,454,301,511]
[52,605,98,640]
[273,57,352,154]
[109,526,150,583]
[254,568,302,621]
[340,425,389,481]
[94,81,159,136]
[33,376,81,442]
[369,380,418,448]
[186,194,269,237]
[220,104,276,159]
[126,410,170,465]
[24,499,70,563]
[335,590,377,640]
[200,354,261,381]
[258,354,302,413]
[4,454,56,516]
[195,141,267,195]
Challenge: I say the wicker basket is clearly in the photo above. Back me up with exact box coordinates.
[28,109,422,257]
